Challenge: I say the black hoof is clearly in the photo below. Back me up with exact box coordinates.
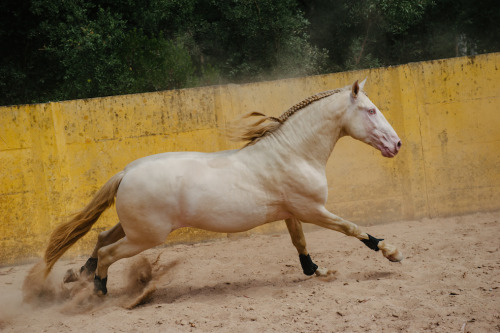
[361,234,384,252]
[94,275,108,295]
[299,254,318,276]
[80,257,98,276]
[63,269,79,283]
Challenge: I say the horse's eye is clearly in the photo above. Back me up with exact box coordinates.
[367,108,376,115]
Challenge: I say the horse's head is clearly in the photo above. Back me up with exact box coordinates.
[341,79,401,158]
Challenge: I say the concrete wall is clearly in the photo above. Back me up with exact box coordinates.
[1,53,499,264]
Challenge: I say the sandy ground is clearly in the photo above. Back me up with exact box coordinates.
[0,211,499,333]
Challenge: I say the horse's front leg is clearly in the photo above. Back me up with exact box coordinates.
[285,218,332,277]
[300,206,404,262]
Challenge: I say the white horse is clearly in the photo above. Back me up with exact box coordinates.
[44,80,403,295]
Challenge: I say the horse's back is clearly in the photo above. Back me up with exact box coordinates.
[124,149,238,171]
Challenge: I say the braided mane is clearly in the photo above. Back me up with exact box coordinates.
[229,88,343,146]
[277,89,342,123]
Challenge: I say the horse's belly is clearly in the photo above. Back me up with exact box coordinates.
[176,182,273,233]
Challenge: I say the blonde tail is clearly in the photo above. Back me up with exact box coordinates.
[43,171,125,276]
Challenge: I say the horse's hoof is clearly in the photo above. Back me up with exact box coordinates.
[94,275,108,295]
[377,241,404,262]
[388,251,404,262]
[314,267,336,277]
[384,249,404,262]
[63,268,79,283]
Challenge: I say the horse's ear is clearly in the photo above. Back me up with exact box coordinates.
[359,78,367,90]
[351,80,360,98]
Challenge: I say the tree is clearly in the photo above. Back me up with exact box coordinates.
[301,0,436,71]
[1,0,498,105]
[301,0,500,71]
[0,0,198,104]
[187,0,327,81]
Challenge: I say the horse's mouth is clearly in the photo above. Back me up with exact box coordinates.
[380,147,397,158]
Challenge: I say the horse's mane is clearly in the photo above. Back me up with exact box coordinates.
[228,88,343,146]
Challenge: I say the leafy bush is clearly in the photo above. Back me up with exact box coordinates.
[1,0,498,105]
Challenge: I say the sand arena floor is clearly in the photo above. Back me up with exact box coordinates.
[0,211,499,332]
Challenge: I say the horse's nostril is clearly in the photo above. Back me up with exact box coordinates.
[397,141,402,148]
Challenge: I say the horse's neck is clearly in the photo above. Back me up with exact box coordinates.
[257,96,346,167]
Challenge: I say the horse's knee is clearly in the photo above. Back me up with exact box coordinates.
[97,247,111,265]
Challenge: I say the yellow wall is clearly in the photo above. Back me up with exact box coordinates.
[1,53,499,264]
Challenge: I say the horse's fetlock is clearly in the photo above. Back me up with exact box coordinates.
[80,257,98,276]
[299,254,318,276]
[361,233,383,252]
[94,275,108,295]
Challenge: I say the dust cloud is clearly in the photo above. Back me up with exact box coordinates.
[18,254,175,315]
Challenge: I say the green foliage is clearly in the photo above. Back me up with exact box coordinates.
[122,30,195,93]
[303,0,499,72]
[187,0,327,81]
[302,0,437,71]
[0,0,498,105]
[47,6,129,99]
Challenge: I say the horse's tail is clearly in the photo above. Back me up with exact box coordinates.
[44,171,125,276]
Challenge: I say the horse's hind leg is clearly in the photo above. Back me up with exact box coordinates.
[91,223,126,258]
[285,218,331,277]
[79,222,125,276]
[94,236,161,295]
